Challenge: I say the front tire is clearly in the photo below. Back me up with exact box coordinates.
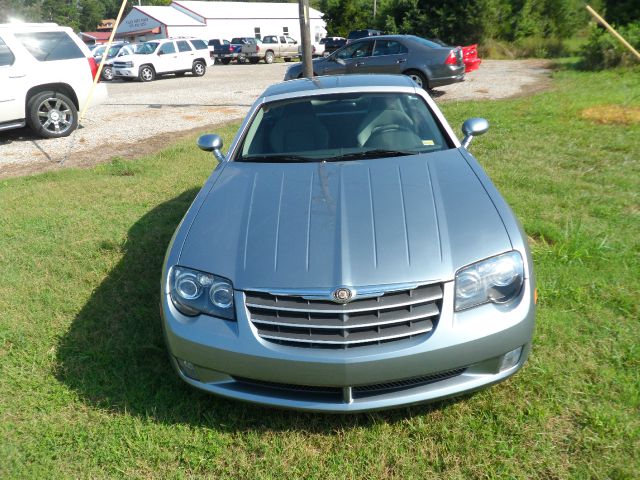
[27,91,78,139]
[101,65,113,81]
[264,51,275,64]
[192,60,206,76]
[139,65,155,82]
[404,70,427,89]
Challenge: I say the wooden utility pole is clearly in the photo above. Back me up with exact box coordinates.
[586,5,640,60]
[299,0,313,78]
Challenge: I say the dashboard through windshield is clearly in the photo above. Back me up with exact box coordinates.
[237,92,451,162]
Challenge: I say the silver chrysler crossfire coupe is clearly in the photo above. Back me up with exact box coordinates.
[160,74,536,412]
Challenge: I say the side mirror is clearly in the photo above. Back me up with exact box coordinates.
[197,134,225,162]
[158,50,164,55]
[461,117,489,149]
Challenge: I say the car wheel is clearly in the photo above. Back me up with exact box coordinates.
[139,65,155,82]
[264,51,274,64]
[404,70,427,89]
[26,91,78,139]
[222,58,231,65]
[101,65,113,81]
[192,60,206,76]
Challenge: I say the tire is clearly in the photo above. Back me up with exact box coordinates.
[221,58,231,65]
[138,64,155,82]
[101,65,113,81]
[26,91,78,139]
[404,70,427,89]
[264,50,274,64]
[192,60,206,76]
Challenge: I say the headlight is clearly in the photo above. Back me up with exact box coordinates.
[170,266,235,320]
[454,251,524,311]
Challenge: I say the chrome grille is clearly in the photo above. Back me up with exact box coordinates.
[245,283,443,349]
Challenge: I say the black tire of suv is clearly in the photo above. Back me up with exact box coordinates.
[26,91,78,139]
[264,51,275,64]
[102,65,114,81]
[139,65,155,82]
[192,60,206,76]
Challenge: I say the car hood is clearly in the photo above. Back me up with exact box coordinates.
[178,149,512,290]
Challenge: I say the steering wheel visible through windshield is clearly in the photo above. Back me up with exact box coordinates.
[237,92,451,162]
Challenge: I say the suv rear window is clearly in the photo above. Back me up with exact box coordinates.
[190,39,208,50]
[15,31,84,61]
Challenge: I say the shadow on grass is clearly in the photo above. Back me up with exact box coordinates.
[57,188,466,432]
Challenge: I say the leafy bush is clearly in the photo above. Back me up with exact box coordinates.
[580,22,640,69]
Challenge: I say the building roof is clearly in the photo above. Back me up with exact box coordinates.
[79,31,112,41]
[136,6,205,26]
[173,1,324,20]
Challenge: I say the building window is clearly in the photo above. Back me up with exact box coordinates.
[283,27,289,36]
[254,27,261,40]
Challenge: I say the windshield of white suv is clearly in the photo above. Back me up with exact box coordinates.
[238,92,451,163]
[137,42,158,54]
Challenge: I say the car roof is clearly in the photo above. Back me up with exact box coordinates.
[260,74,417,99]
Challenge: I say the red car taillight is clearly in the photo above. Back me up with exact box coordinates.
[445,50,457,65]
[88,56,99,80]
[256,45,260,53]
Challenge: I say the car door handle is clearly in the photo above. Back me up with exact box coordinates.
[396,58,407,64]
[9,74,26,78]
[354,61,364,67]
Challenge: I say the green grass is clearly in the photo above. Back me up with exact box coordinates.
[1,66,639,479]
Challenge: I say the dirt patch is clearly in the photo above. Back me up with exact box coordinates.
[0,122,228,180]
[581,105,640,125]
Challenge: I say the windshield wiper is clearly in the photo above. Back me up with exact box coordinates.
[238,154,315,163]
[323,149,416,162]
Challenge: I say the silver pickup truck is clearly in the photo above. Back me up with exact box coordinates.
[257,35,300,63]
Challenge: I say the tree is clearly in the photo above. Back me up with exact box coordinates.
[79,0,106,31]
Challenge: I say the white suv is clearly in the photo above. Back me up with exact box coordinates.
[112,38,212,82]
[0,23,107,138]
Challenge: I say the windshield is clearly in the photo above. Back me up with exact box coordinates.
[137,42,158,54]
[237,92,451,163]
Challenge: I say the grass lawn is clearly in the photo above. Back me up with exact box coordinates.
[0,65,638,479]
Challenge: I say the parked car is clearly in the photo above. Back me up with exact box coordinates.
[284,35,465,90]
[461,44,481,72]
[322,36,346,55]
[347,29,383,43]
[0,22,107,138]
[112,38,211,81]
[160,74,536,412]
[92,42,135,81]
[229,37,268,64]
[207,38,231,63]
[261,35,300,63]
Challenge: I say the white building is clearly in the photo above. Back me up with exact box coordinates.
[116,1,326,44]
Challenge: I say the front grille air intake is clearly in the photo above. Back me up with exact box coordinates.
[244,283,443,349]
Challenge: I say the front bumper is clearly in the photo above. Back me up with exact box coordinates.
[113,66,137,78]
[161,281,535,412]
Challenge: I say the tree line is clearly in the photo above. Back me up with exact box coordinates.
[320,0,639,45]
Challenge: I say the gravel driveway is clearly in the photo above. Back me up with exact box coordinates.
[0,60,550,178]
